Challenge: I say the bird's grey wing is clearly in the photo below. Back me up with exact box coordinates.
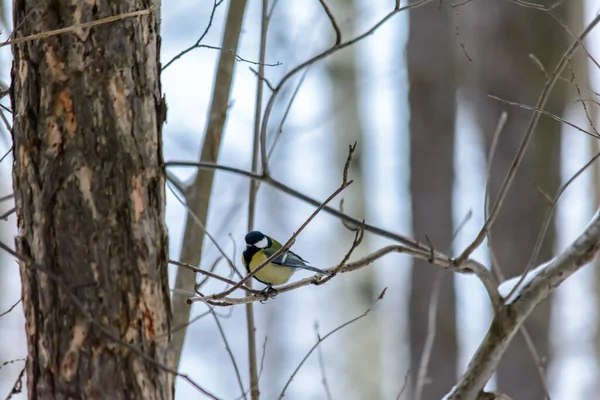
[269,250,331,275]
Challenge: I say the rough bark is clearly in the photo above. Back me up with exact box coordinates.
[407,2,457,399]
[11,1,172,399]
[456,2,567,398]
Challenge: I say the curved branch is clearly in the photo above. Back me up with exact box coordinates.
[165,160,423,249]
[454,11,600,265]
[188,244,501,308]
[447,207,600,398]
[258,0,436,175]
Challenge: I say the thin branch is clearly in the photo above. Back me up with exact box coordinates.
[317,0,341,45]
[197,256,224,290]
[484,112,508,275]
[249,67,275,91]
[488,94,600,139]
[166,179,239,277]
[414,273,442,400]
[0,146,12,164]
[165,160,423,250]
[4,367,25,400]
[0,193,13,203]
[169,259,257,294]
[190,244,501,308]
[3,6,156,48]
[454,12,600,266]
[258,0,436,176]
[396,370,410,400]
[448,207,600,398]
[505,151,600,302]
[0,358,26,370]
[0,297,21,319]
[162,0,222,71]
[267,68,311,161]
[210,307,247,400]
[195,44,281,67]
[278,288,388,399]
[0,207,15,221]
[519,327,552,400]
[314,323,333,400]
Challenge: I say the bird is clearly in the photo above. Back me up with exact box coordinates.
[242,230,331,295]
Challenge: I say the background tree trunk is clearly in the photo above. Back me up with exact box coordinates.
[407,2,457,399]
[326,1,381,398]
[456,2,567,398]
[11,1,173,398]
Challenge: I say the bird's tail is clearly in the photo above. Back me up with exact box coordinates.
[296,265,332,276]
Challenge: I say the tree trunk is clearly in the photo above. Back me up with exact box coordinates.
[407,2,457,399]
[325,1,381,399]
[11,1,172,398]
[456,2,567,398]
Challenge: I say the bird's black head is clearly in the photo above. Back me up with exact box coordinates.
[245,231,270,248]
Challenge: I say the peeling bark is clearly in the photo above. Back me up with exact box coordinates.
[11,1,172,399]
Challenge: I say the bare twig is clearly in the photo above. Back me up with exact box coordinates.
[258,0,436,176]
[5,367,25,400]
[278,288,388,399]
[519,327,552,399]
[0,146,11,164]
[454,12,600,266]
[4,6,156,48]
[396,370,410,400]
[162,0,221,71]
[0,193,14,203]
[0,297,21,319]
[169,259,257,293]
[448,207,600,398]
[267,68,311,161]
[190,244,501,308]
[484,112,508,274]
[414,274,442,400]
[0,207,15,221]
[210,307,247,400]
[165,160,422,250]
[488,94,600,139]
[505,151,600,302]
[166,180,238,277]
[0,358,26,370]
[318,0,341,45]
[197,256,224,289]
[314,323,333,400]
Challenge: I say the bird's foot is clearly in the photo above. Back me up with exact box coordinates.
[259,285,278,303]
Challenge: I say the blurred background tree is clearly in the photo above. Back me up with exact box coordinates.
[406,1,457,399]
[456,2,567,398]
[1,1,600,399]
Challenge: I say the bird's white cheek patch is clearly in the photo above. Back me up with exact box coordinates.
[255,238,269,248]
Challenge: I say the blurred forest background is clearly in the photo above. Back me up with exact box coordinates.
[2,0,600,399]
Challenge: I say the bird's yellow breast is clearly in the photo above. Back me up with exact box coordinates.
[243,251,295,285]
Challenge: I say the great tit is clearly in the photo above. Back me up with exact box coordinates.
[242,231,331,292]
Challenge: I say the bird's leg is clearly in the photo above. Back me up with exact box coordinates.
[259,285,278,301]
